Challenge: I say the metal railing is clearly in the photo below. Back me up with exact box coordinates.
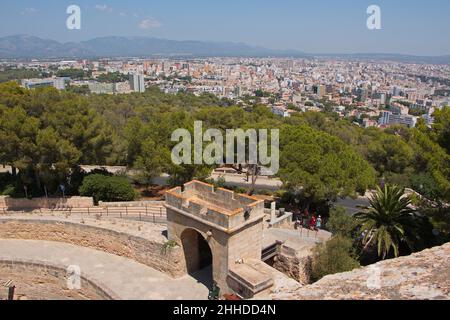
[0,205,167,223]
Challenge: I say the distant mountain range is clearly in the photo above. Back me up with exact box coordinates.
[1,35,449,64]
[0,35,303,59]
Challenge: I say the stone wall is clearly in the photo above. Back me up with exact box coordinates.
[272,245,313,285]
[0,219,185,278]
[0,196,94,210]
[228,219,264,266]
[0,260,115,300]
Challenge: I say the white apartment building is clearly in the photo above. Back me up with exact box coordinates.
[379,111,417,128]
[129,74,146,93]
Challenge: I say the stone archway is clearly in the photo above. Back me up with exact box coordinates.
[180,228,213,287]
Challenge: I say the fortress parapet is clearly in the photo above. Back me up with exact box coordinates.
[165,180,264,231]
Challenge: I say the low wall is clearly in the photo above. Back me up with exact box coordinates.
[0,259,116,300]
[268,212,293,229]
[0,219,186,278]
[0,196,94,210]
[272,245,313,285]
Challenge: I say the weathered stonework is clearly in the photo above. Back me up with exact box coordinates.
[0,218,185,278]
[273,245,313,285]
[272,243,450,300]
[0,196,94,210]
[0,260,115,300]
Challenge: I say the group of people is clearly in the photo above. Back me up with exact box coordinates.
[294,209,323,234]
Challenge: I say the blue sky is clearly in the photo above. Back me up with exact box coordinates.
[1,0,449,55]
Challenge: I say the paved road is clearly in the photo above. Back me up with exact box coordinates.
[335,197,370,215]
[0,239,209,300]
[210,173,283,190]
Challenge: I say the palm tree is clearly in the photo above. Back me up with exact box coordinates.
[355,184,417,259]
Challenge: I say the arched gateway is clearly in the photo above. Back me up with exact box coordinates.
[165,180,273,297]
[180,228,213,288]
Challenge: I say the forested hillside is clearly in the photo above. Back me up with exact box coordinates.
[0,81,448,207]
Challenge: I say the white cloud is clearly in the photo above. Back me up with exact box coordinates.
[21,7,37,15]
[95,4,113,13]
[139,18,162,30]
[119,12,127,17]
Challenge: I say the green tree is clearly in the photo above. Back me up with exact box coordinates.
[311,235,360,281]
[0,104,39,176]
[431,106,450,153]
[367,134,414,174]
[279,125,376,208]
[56,69,88,80]
[133,138,171,190]
[35,127,81,195]
[410,129,450,202]
[97,72,129,83]
[410,172,443,201]
[0,68,42,83]
[79,174,136,203]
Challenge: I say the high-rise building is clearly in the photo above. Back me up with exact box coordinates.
[379,111,417,128]
[313,85,326,98]
[129,74,146,93]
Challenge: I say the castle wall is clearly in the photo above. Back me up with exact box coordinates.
[0,196,94,210]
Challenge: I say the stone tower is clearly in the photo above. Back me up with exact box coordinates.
[165,180,266,294]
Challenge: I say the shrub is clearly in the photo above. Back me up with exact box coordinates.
[1,185,15,196]
[326,206,358,238]
[161,240,179,255]
[215,176,226,189]
[234,187,247,194]
[257,189,273,196]
[311,235,360,282]
[79,174,136,203]
[0,173,14,193]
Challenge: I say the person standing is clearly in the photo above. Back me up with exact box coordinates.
[310,215,317,230]
[316,215,322,231]
[315,215,322,238]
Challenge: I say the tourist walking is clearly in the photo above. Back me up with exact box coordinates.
[315,215,322,238]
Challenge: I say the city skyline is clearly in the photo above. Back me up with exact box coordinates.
[1,0,450,56]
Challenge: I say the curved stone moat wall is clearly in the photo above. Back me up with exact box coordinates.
[0,260,114,300]
[0,219,186,278]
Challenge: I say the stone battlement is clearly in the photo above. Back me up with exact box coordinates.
[165,180,264,230]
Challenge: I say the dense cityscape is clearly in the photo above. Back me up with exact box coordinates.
[4,57,449,129]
